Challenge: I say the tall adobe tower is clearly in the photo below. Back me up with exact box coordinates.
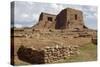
[55,8,85,30]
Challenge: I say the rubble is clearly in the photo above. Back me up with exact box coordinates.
[17,45,79,64]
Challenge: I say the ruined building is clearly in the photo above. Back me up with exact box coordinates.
[33,12,56,29]
[33,8,87,30]
[55,8,84,29]
[11,8,97,65]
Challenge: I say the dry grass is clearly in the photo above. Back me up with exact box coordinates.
[12,31,97,65]
[56,42,97,63]
[14,42,97,65]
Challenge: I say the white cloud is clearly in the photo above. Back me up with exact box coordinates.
[50,4,58,9]
[89,6,97,12]
[21,13,29,18]
[14,24,23,28]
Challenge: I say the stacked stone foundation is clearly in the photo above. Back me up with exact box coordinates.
[17,45,79,64]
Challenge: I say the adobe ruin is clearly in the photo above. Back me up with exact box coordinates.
[55,8,85,30]
[33,8,87,31]
[11,8,97,65]
[33,12,56,29]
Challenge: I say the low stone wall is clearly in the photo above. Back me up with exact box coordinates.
[17,45,79,64]
[92,38,97,44]
[43,45,79,63]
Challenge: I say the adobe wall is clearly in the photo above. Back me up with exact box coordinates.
[55,9,67,29]
[55,8,85,30]
[34,12,56,29]
[67,8,84,29]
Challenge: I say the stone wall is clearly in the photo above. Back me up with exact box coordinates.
[92,35,97,45]
[17,45,79,64]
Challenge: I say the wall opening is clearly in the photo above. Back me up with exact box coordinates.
[48,17,52,22]
[75,14,77,20]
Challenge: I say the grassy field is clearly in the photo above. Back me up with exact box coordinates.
[14,42,97,65]
[62,42,97,63]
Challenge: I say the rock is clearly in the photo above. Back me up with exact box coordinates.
[17,45,79,64]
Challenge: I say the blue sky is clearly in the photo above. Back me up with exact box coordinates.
[12,1,97,30]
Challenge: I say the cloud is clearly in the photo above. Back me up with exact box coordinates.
[14,24,23,28]
[83,6,97,19]
[44,4,64,14]
[21,13,29,18]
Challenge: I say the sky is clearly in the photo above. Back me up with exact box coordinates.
[12,1,97,30]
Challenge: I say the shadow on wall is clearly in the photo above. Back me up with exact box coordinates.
[17,45,45,64]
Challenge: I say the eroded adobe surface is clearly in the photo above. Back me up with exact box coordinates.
[33,12,56,29]
[55,8,84,29]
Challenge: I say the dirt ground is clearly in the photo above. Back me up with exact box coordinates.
[11,30,97,65]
